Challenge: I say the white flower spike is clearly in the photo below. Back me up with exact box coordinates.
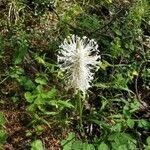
[58,35,101,94]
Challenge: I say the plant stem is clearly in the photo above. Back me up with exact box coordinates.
[79,93,83,129]
[77,92,86,133]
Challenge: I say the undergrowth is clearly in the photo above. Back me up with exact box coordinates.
[0,0,150,149]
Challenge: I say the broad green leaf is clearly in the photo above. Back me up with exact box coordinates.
[145,146,150,150]
[82,143,95,150]
[108,133,136,150]
[111,123,122,132]
[72,140,82,149]
[34,97,45,105]
[130,101,140,112]
[31,139,44,150]
[47,88,57,99]
[35,77,47,85]
[145,137,150,150]
[61,132,76,150]
[27,104,36,112]
[24,92,34,103]
[35,56,46,65]
[100,60,111,70]
[118,145,128,150]
[127,119,135,128]
[98,142,109,150]
[36,85,43,93]
[138,119,150,129]
[146,137,150,145]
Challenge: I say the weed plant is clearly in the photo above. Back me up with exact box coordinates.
[0,0,150,149]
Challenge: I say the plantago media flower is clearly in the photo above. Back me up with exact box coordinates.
[57,35,100,94]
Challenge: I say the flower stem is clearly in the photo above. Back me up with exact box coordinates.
[76,91,86,134]
[79,93,83,129]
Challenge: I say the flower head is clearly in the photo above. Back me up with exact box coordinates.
[57,35,100,94]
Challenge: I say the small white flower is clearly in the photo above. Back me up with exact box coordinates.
[57,35,100,94]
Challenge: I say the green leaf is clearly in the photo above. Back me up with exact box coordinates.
[146,137,150,145]
[57,100,74,109]
[98,142,109,150]
[13,31,28,64]
[95,83,110,89]
[145,146,150,150]
[72,140,82,149]
[95,82,134,94]
[38,106,57,115]
[110,37,123,57]
[127,119,135,129]
[27,104,36,112]
[0,113,5,125]
[61,132,76,150]
[100,60,111,70]
[31,139,44,150]
[100,97,108,110]
[111,123,122,132]
[36,85,43,93]
[138,119,150,129]
[118,145,128,150]
[82,143,95,150]
[47,88,57,99]
[34,97,45,105]
[23,79,35,90]
[24,92,34,103]
[145,137,150,150]
[0,130,6,144]
[130,101,140,112]
[35,77,47,85]
[91,119,110,130]
[108,133,136,150]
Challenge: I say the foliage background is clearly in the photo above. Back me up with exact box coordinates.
[0,0,150,149]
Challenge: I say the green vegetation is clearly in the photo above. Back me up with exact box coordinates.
[0,0,150,149]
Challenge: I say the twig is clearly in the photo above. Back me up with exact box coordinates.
[0,76,9,85]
